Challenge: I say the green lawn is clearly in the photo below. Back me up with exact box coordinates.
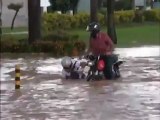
[115,23,160,47]
[70,23,160,47]
[2,23,160,47]
[2,27,28,33]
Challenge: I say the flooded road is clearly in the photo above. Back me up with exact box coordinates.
[0,46,160,120]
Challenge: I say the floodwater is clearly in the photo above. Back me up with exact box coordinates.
[0,46,160,120]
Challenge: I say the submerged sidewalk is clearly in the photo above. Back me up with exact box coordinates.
[2,31,28,35]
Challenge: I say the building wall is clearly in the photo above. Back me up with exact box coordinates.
[77,0,90,13]
[134,0,146,6]
[153,2,160,8]
[1,0,28,27]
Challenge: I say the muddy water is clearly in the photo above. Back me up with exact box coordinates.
[0,46,160,120]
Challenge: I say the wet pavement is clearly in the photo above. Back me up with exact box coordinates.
[0,46,160,120]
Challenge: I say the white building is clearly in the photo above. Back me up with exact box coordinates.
[77,0,90,13]
[1,0,50,27]
[1,0,28,27]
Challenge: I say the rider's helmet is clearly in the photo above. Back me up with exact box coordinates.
[86,22,100,32]
[61,56,72,69]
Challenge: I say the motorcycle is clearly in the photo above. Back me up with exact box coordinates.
[84,54,124,81]
[84,54,106,81]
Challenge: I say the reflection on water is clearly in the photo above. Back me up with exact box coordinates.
[0,46,160,120]
[115,46,160,58]
[1,80,159,120]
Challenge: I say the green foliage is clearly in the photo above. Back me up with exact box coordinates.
[114,15,120,24]
[49,0,70,13]
[133,10,145,23]
[42,13,73,32]
[74,13,90,28]
[114,0,132,11]
[99,7,107,15]
[98,13,105,26]
[115,10,135,23]
[8,3,23,11]
[42,29,79,41]
[144,9,160,22]
[42,9,159,31]
[7,3,23,30]
[49,0,79,13]
[42,12,90,32]
[1,34,86,56]
[42,12,105,32]
[1,36,30,52]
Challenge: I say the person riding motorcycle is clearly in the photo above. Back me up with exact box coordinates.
[61,56,86,79]
[86,22,121,79]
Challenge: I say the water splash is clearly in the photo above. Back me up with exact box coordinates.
[116,46,160,58]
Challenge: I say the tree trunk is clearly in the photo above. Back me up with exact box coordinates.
[0,0,2,41]
[107,0,117,44]
[28,0,41,44]
[98,0,103,10]
[131,0,135,9]
[151,0,154,8]
[73,7,77,15]
[11,10,19,30]
[90,0,98,22]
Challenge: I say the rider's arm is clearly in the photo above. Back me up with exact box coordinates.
[62,69,70,79]
[104,34,114,54]
[84,39,92,56]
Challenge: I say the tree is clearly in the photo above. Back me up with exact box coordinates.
[49,0,79,14]
[49,0,70,13]
[98,0,103,10]
[70,0,79,14]
[0,0,2,41]
[90,0,98,22]
[56,0,70,13]
[28,0,41,44]
[107,0,117,44]
[114,0,132,11]
[8,3,23,30]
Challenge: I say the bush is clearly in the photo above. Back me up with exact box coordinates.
[1,35,86,56]
[144,9,160,22]
[75,13,90,28]
[114,14,120,24]
[99,8,107,16]
[32,41,54,53]
[42,9,159,31]
[133,10,145,23]
[42,13,74,32]
[115,10,135,23]
[98,13,105,26]
[42,29,79,41]
[42,12,105,32]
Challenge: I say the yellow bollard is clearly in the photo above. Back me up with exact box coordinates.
[15,65,20,89]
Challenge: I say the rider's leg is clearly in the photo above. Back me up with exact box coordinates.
[70,71,80,79]
[102,54,118,79]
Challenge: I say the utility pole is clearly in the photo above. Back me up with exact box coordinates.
[90,0,98,22]
[107,0,117,44]
[28,0,41,44]
[0,0,2,41]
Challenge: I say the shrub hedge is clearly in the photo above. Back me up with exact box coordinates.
[1,39,86,56]
[1,9,159,56]
[1,32,86,56]
[42,9,160,32]
[143,9,160,22]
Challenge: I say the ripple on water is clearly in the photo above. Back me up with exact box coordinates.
[0,47,160,120]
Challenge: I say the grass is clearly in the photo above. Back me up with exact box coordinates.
[2,27,28,40]
[115,23,160,47]
[2,27,28,33]
[2,23,160,47]
[70,23,160,47]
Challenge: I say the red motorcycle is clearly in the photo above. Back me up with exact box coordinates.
[85,54,123,81]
